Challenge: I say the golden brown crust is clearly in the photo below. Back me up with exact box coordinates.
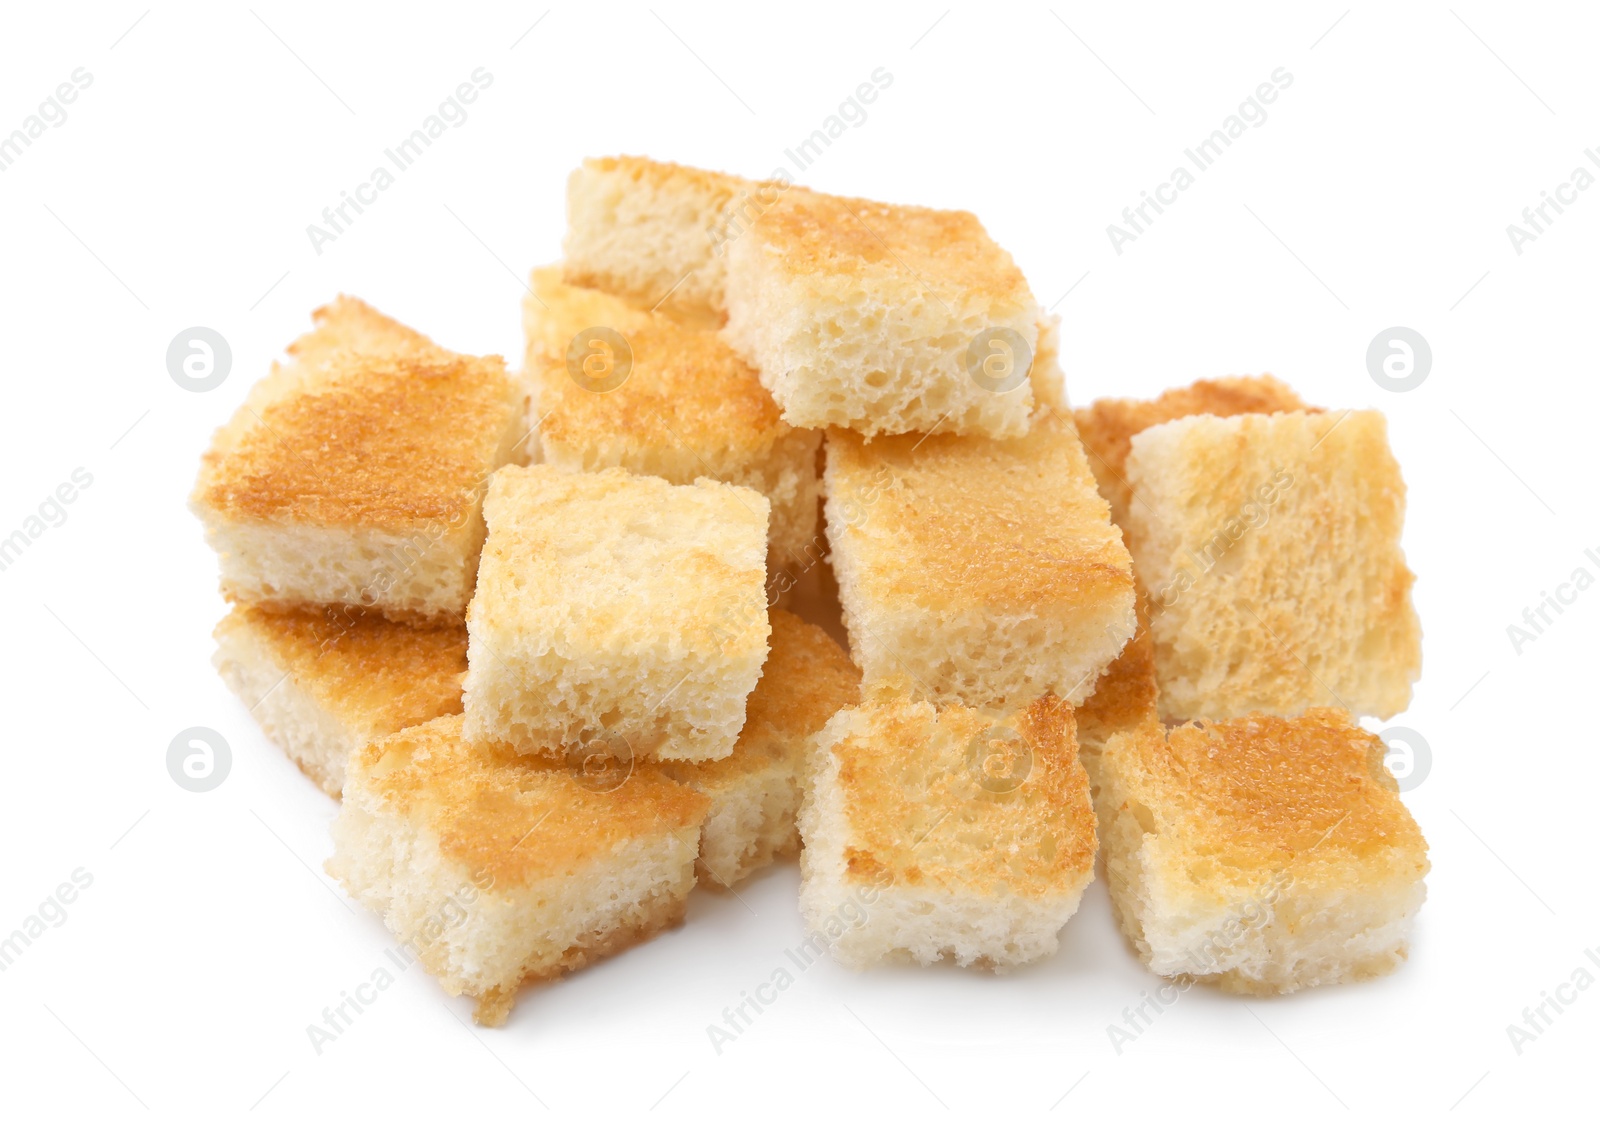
[750,191,1033,311]
[527,269,796,463]
[353,715,710,890]
[470,465,769,664]
[1126,409,1420,720]
[289,295,439,366]
[1121,708,1426,875]
[828,683,1096,898]
[197,352,519,529]
[576,154,766,207]
[1074,375,1314,517]
[215,605,466,734]
[826,408,1133,613]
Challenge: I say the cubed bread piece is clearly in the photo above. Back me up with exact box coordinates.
[191,297,527,621]
[798,682,1096,969]
[1030,312,1067,411]
[462,465,770,762]
[563,155,791,325]
[212,605,467,796]
[1072,585,1167,849]
[1075,375,1312,527]
[1095,708,1429,994]
[1124,409,1421,720]
[660,609,860,888]
[824,407,1136,707]
[1074,586,1160,765]
[328,714,710,1026]
[724,190,1043,438]
[522,268,821,571]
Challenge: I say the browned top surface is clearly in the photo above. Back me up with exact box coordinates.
[581,154,767,205]
[290,295,439,365]
[218,605,466,734]
[195,297,522,530]
[351,714,710,888]
[1134,708,1427,869]
[828,682,1096,897]
[825,408,1132,613]
[469,466,769,660]
[527,270,793,462]
[748,190,1033,308]
[1075,375,1312,500]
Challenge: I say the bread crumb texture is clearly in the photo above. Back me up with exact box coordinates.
[1096,707,1428,993]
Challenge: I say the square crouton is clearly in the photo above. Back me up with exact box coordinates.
[462,464,770,762]
[563,155,790,325]
[522,268,822,571]
[1075,375,1313,528]
[212,605,467,797]
[660,609,860,888]
[823,407,1136,708]
[1124,409,1421,720]
[724,190,1045,438]
[1095,708,1429,994]
[1073,586,1160,771]
[191,297,527,621]
[798,681,1096,969]
[328,714,710,1026]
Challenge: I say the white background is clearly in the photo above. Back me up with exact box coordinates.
[0,2,1594,1117]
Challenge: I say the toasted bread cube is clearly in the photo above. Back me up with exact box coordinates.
[1095,708,1429,994]
[824,408,1136,707]
[191,297,527,622]
[724,191,1044,438]
[462,465,770,762]
[1125,409,1421,721]
[798,682,1096,969]
[1075,375,1313,528]
[563,155,788,325]
[1071,586,1169,849]
[328,714,710,1025]
[660,609,859,888]
[1074,586,1160,762]
[212,605,467,796]
[522,268,822,570]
